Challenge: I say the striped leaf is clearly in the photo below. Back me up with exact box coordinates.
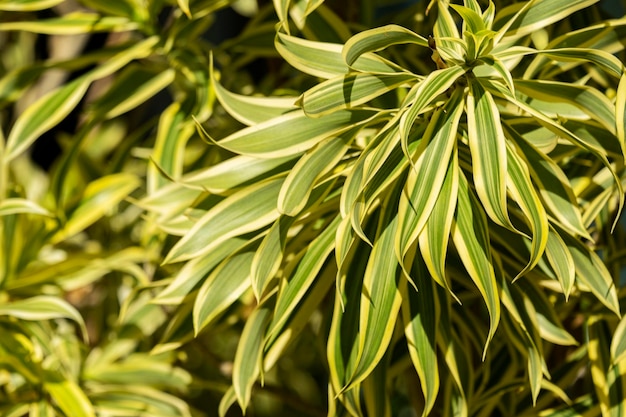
[402,257,440,416]
[544,226,576,299]
[208,109,376,159]
[399,66,465,156]
[0,12,137,34]
[251,216,294,300]
[505,140,549,279]
[164,176,284,264]
[90,65,175,121]
[433,0,463,60]
[342,25,428,67]
[559,227,620,316]
[0,0,64,11]
[617,71,626,158]
[211,65,297,126]
[276,33,403,79]
[148,103,195,192]
[265,215,340,344]
[43,373,95,417]
[452,171,500,356]
[588,316,626,417]
[515,79,616,133]
[299,72,417,116]
[182,154,295,194]
[0,198,53,217]
[496,0,597,40]
[0,296,87,342]
[504,123,589,239]
[232,305,272,412]
[466,79,513,231]
[278,135,352,216]
[193,248,255,334]
[5,76,91,162]
[419,150,459,298]
[612,315,626,364]
[396,90,464,262]
[345,186,403,390]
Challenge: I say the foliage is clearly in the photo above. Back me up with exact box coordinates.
[1,0,626,416]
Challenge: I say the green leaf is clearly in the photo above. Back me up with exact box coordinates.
[0,198,53,217]
[89,65,175,120]
[496,0,597,40]
[396,90,463,263]
[44,372,96,417]
[504,123,589,239]
[616,71,626,158]
[560,228,620,316]
[181,154,295,194]
[0,12,137,34]
[265,215,340,344]
[278,135,351,216]
[148,102,195,192]
[419,151,459,298]
[0,0,63,11]
[51,173,140,243]
[402,257,440,416]
[544,226,576,299]
[193,248,254,334]
[212,72,297,126]
[299,72,417,116]
[4,76,91,162]
[276,32,404,79]
[612,315,626,364]
[164,177,284,264]
[505,140,549,279]
[342,25,428,67]
[208,108,377,159]
[177,0,191,17]
[452,171,500,357]
[466,79,513,231]
[0,296,87,342]
[251,216,294,300]
[515,79,616,134]
[346,186,402,390]
[450,4,487,34]
[232,305,272,412]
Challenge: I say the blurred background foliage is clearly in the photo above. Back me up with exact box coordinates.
[0,0,626,416]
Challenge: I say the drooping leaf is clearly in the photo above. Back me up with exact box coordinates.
[232,305,272,412]
[342,24,428,67]
[205,108,377,159]
[402,257,440,416]
[0,296,87,342]
[452,171,500,357]
[193,248,255,334]
[164,176,284,264]
[345,185,403,390]
[466,79,513,231]
[299,72,417,116]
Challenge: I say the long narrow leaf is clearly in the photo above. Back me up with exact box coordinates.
[164,177,284,264]
[452,171,500,357]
